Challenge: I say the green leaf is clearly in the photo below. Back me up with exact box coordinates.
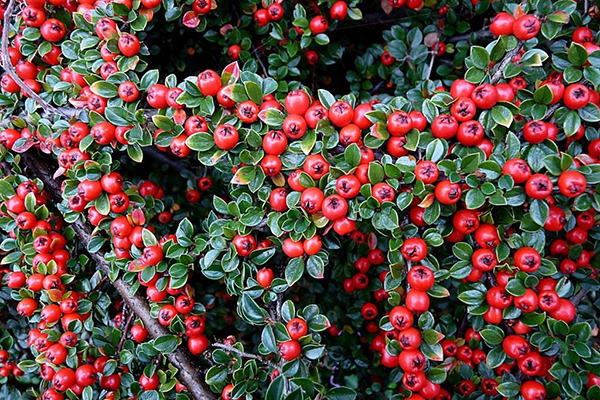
[491,105,513,127]
[422,99,438,123]
[344,143,361,167]
[425,139,447,163]
[205,365,228,385]
[127,143,144,162]
[90,81,118,98]
[480,326,505,345]
[259,108,285,127]
[318,89,336,109]
[470,46,490,70]
[568,42,588,66]
[0,180,15,200]
[240,294,268,325]
[142,228,157,246]
[426,367,447,384]
[486,347,506,369]
[226,83,248,102]
[140,70,159,91]
[496,382,520,398]
[368,162,384,184]
[152,115,175,131]
[529,199,549,227]
[534,84,553,105]
[265,376,284,400]
[186,132,214,151]
[95,193,110,216]
[465,189,485,209]
[152,335,180,353]
[579,103,600,122]
[261,325,277,354]
[176,218,193,247]
[458,290,485,305]
[307,255,324,279]
[453,242,473,260]
[326,387,357,400]
[285,258,304,286]
[106,107,133,126]
[244,81,263,104]
[563,110,581,137]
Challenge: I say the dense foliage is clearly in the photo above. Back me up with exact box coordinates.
[0,1,600,400]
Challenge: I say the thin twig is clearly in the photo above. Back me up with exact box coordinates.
[142,146,194,175]
[91,276,108,292]
[447,28,493,44]
[542,103,561,121]
[1,0,69,119]
[212,342,274,365]
[20,151,216,400]
[425,50,436,81]
[369,80,386,95]
[252,43,269,78]
[116,310,136,357]
[572,288,589,307]
[490,41,524,84]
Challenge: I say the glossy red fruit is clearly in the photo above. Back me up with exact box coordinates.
[450,97,477,122]
[471,84,498,109]
[434,180,462,204]
[387,111,412,136]
[301,187,324,214]
[513,15,541,41]
[213,124,239,150]
[390,306,414,331]
[523,121,548,144]
[490,12,515,36]
[564,84,590,109]
[269,188,288,212]
[309,16,329,34]
[286,318,308,340]
[502,335,530,360]
[525,174,553,199]
[406,290,430,313]
[285,90,310,115]
[401,238,428,262]
[279,340,301,360]
[407,266,434,291]
[558,170,586,197]
[329,101,354,127]
[233,235,256,257]
[139,373,160,390]
[451,80,475,98]
[521,381,546,400]
[431,114,458,139]
[282,238,304,258]
[502,159,531,184]
[372,182,395,203]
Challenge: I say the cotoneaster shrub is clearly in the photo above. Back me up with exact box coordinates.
[0,1,599,400]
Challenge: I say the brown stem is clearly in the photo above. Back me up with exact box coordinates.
[251,43,269,78]
[91,276,108,292]
[456,312,470,337]
[116,310,136,357]
[142,146,195,175]
[212,342,273,365]
[490,41,524,84]
[21,151,216,400]
[425,49,437,81]
[543,103,561,121]
[447,28,493,44]
[1,0,70,119]
[571,288,589,307]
